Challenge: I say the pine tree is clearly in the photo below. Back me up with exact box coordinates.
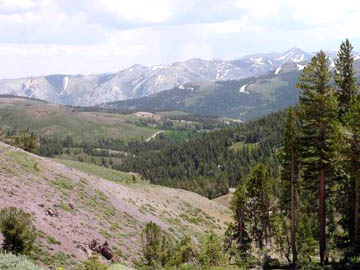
[335,39,358,119]
[335,39,360,256]
[231,184,251,255]
[297,51,341,265]
[343,98,360,253]
[245,163,273,251]
[280,107,299,266]
[141,222,162,266]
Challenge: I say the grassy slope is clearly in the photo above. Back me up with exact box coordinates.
[54,159,144,185]
[0,142,232,269]
[0,97,158,141]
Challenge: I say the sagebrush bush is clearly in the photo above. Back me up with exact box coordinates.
[108,264,133,270]
[0,252,38,270]
[81,254,107,270]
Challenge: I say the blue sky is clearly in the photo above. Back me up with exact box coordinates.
[0,0,360,78]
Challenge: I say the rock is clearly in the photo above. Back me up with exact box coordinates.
[46,208,59,217]
[89,239,98,251]
[68,202,75,209]
[99,241,113,260]
[77,244,90,256]
[88,239,113,260]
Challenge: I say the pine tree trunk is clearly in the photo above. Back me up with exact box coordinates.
[237,209,244,247]
[355,177,360,244]
[319,169,328,265]
[290,152,297,266]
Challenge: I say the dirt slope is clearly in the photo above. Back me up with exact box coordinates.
[0,142,231,268]
[213,188,235,208]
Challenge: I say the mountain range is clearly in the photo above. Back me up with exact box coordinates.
[103,51,360,120]
[104,70,302,120]
[0,48,317,106]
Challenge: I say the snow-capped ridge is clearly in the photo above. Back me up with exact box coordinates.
[0,47,341,106]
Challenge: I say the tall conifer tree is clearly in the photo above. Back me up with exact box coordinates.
[245,163,273,251]
[335,39,359,256]
[343,98,360,253]
[335,39,358,118]
[297,51,340,265]
[280,107,299,266]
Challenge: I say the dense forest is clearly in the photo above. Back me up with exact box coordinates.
[226,39,360,269]
[119,111,286,198]
[1,106,286,199]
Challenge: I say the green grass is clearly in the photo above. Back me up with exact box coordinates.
[247,77,289,100]
[0,97,158,142]
[54,158,146,185]
[229,142,258,152]
[52,177,73,190]
[4,149,39,174]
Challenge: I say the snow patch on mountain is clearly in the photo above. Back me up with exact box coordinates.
[252,57,265,66]
[0,48,342,106]
[239,84,249,94]
[59,76,69,96]
[26,79,32,89]
[297,64,306,70]
[152,65,167,71]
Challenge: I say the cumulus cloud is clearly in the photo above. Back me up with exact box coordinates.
[0,0,360,78]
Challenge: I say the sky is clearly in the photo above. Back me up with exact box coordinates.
[1,0,360,79]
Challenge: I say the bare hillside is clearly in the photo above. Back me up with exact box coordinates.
[0,142,231,268]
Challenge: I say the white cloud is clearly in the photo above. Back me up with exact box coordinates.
[235,0,280,17]
[1,0,360,79]
[204,19,264,34]
[287,0,360,25]
[0,0,44,11]
[89,0,174,23]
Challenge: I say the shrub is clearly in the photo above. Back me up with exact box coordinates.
[141,222,162,267]
[199,234,225,266]
[81,254,107,270]
[171,236,198,266]
[108,264,133,270]
[0,207,37,255]
[0,252,38,270]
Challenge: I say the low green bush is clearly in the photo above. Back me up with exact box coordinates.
[108,264,133,270]
[0,207,37,255]
[0,253,38,270]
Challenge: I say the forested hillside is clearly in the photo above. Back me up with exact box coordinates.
[226,40,360,269]
[119,111,286,198]
[104,71,302,120]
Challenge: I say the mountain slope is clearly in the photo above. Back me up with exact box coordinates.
[0,97,160,141]
[0,141,231,268]
[104,70,302,120]
[0,48,314,106]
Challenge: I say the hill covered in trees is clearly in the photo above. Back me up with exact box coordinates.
[104,71,302,121]
[118,110,286,198]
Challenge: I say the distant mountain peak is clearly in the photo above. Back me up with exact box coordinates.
[0,48,339,107]
[276,48,310,63]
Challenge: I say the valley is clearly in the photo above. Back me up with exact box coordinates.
[1,37,360,270]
